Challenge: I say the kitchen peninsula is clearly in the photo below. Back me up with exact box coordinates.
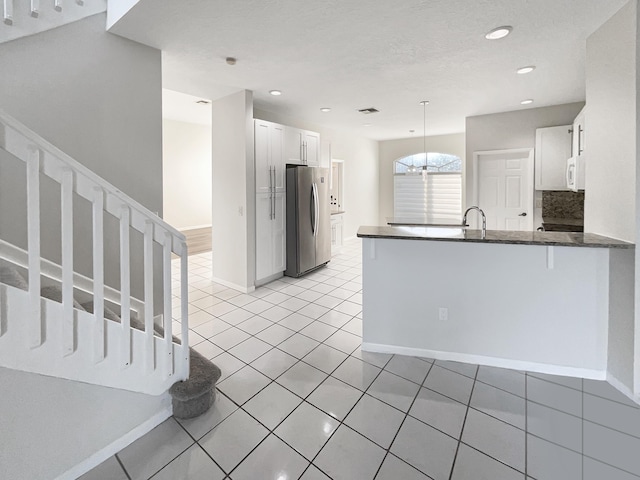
[357,225,633,379]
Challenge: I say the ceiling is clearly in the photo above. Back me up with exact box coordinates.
[110,0,628,140]
[162,89,212,126]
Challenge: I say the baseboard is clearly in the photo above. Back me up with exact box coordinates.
[607,372,640,405]
[56,402,173,480]
[211,276,255,294]
[255,271,284,287]
[361,342,607,380]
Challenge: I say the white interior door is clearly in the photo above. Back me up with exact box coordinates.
[473,149,534,231]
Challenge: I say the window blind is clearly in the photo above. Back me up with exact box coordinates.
[394,172,462,221]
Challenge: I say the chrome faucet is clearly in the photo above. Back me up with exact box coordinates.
[463,206,487,237]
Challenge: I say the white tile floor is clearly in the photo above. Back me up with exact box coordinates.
[82,239,640,480]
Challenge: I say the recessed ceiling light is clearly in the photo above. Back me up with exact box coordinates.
[225,57,237,65]
[320,107,331,113]
[517,66,536,75]
[409,129,415,133]
[195,100,210,105]
[521,99,534,105]
[269,90,282,96]
[418,100,429,106]
[485,26,513,40]
[363,123,372,127]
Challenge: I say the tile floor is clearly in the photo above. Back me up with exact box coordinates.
[82,239,640,480]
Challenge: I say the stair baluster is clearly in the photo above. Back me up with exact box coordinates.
[143,220,154,373]
[92,186,105,362]
[61,168,74,356]
[26,146,42,348]
[3,0,13,25]
[162,230,173,378]
[119,205,131,368]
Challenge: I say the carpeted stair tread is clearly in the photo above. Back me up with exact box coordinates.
[0,266,28,291]
[81,301,121,323]
[41,286,85,310]
[169,348,221,419]
[81,301,146,331]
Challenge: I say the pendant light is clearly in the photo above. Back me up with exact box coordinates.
[420,100,429,171]
[406,100,429,175]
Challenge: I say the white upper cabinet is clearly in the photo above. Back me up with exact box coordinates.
[285,126,320,166]
[572,107,586,158]
[255,119,285,194]
[535,125,572,190]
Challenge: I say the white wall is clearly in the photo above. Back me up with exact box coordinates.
[582,0,637,399]
[211,91,255,291]
[584,0,636,243]
[465,103,584,226]
[254,108,379,239]
[0,13,163,301]
[378,133,465,224]
[162,119,212,230]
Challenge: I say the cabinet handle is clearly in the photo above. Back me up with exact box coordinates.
[271,166,275,220]
[578,126,584,155]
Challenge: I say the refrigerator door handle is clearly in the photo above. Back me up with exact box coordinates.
[313,182,319,237]
[310,183,316,235]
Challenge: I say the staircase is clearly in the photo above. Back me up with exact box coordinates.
[1,0,107,44]
[0,105,192,389]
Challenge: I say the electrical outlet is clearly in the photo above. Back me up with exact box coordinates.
[439,307,448,321]
[535,198,542,208]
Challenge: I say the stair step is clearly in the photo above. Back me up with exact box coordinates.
[41,285,85,310]
[169,349,221,419]
[0,265,28,290]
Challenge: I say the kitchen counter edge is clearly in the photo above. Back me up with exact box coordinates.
[356,226,634,249]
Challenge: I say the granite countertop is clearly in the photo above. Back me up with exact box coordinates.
[357,225,634,249]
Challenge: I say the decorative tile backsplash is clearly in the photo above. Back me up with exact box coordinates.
[542,191,585,219]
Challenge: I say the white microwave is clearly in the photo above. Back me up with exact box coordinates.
[566,156,585,191]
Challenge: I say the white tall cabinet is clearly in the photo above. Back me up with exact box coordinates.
[255,120,286,284]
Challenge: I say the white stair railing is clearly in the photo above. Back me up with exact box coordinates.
[0,109,189,394]
[1,0,106,44]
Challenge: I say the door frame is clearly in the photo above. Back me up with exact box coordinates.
[472,148,535,231]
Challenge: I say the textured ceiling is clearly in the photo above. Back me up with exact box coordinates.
[162,89,212,126]
[109,0,628,140]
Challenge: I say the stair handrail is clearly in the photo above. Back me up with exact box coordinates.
[0,108,189,384]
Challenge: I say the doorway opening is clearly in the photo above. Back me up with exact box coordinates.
[162,89,213,255]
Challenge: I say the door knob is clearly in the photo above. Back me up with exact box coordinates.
[518,212,527,217]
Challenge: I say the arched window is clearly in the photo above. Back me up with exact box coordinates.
[393,152,462,220]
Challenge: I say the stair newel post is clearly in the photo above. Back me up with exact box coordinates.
[143,220,155,373]
[61,168,74,356]
[162,230,173,378]
[3,0,13,25]
[180,240,189,377]
[26,146,42,348]
[119,205,131,368]
[92,186,105,363]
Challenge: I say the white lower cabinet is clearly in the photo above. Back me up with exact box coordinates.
[330,213,344,256]
[256,192,285,283]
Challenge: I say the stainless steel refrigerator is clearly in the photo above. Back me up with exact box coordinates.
[285,165,331,277]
